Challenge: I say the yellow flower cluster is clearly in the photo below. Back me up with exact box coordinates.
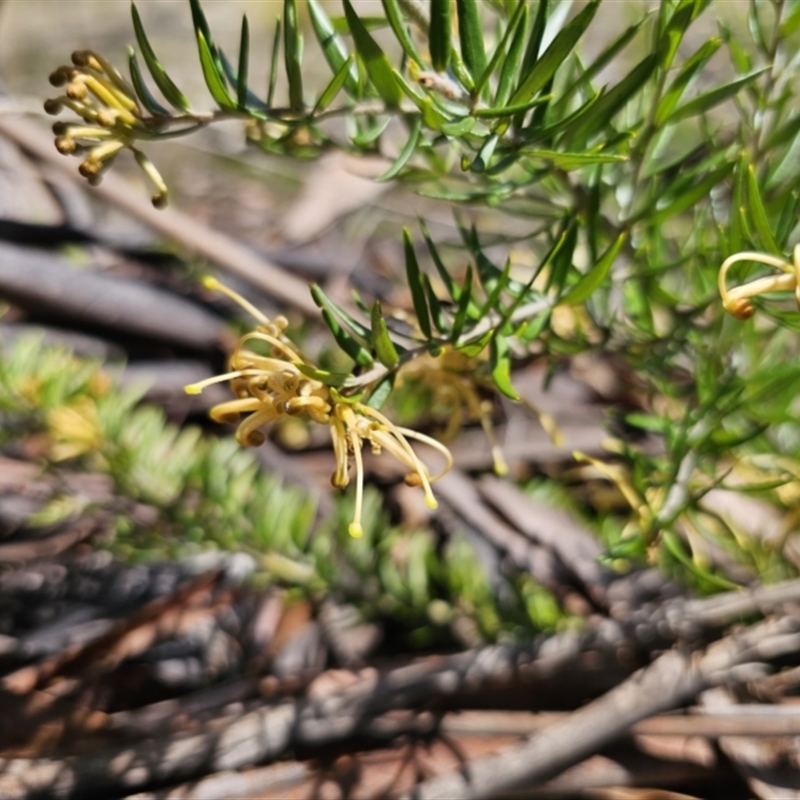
[719,245,800,320]
[45,50,169,206]
[185,279,452,537]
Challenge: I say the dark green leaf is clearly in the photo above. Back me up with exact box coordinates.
[197,29,237,110]
[420,219,458,301]
[490,335,519,400]
[422,273,447,333]
[237,15,250,108]
[351,115,392,146]
[670,68,768,123]
[492,3,528,108]
[474,93,552,118]
[452,265,474,341]
[307,0,359,96]
[381,0,424,64]
[310,284,372,343]
[284,0,304,111]
[776,189,800,247]
[219,49,269,113]
[647,162,735,225]
[562,232,627,305]
[456,0,487,88]
[546,221,577,294]
[320,309,374,367]
[403,227,432,339]
[127,47,170,116]
[131,2,191,111]
[378,116,422,181]
[654,37,720,128]
[509,0,599,107]
[314,55,356,113]
[267,17,281,107]
[430,0,451,73]
[472,0,525,101]
[564,53,658,148]
[370,301,401,369]
[746,164,779,253]
[344,0,402,106]
[479,256,513,318]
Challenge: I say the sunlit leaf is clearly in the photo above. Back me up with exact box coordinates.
[284,0,304,111]
[490,335,519,400]
[131,2,191,111]
[344,0,402,106]
[456,0,487,89]
[403,227,432,339]
[308,0,359,96]
[430,0,452,73]
[371,301,401,369]
[378,116,422,180]
[562,232,627,305]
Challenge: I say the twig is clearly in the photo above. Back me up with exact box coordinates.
[394,616,800,799]
[0,115,318,316]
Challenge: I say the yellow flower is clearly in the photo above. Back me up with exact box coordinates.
[185,278,452,537]
[46,50,168,206]
[397,347,508,475]
[719,245,800,320]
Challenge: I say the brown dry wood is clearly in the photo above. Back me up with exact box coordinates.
[0,241,224,349]
[0,515,104,565]
[0,115,318,316]
[0,638,594,798]
[393,616,800,800]
[443,707,800,738]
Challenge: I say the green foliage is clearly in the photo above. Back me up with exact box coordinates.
[43,0,800,590]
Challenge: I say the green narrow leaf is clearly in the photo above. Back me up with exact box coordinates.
[472,0,526,101]
[509,0,599,107]
[422,273,447,334]
[520,0,548,77]
[311,285,372,343]
[344,0,402,106]
[321,309,374,366]
[492,3,528,108]
[554,18,646,111]
[127,47,170,116]
[490,335,519,400]
[268,18,281,108]
[420,219,458,301]
[564,53,658,148]
[430,0,452,73]
[308,0,359,96]
[403,227,433,339]
[776,189,800,248]
[314,55,356,113]
[647,162,735,225]
[370,301,401,369]
[380,0,424,64]
[474,93,551,118]
[378,116,422,181]
[189,0,217,59]
[562,232,627,305]
[294,363,350,387]
[365,374,395,410]
[522,149,627,170]
[237,15,250,109]
[452,265,474,342]
[456,0,487,88]
[131,3,190,111]
[654,37,720,128]
[284,0,304,111]
[657,0,695,71]
[479,256,513,318]
[746,165,780,254]
[546,221,578,294]
[219,49,269,113]
[197,29,236,110]
[670,68,768,123]
[392,69,450,129]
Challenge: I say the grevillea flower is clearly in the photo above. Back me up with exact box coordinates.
[46,50,169,206]
[185,278,452,537]
[719,245,800,320]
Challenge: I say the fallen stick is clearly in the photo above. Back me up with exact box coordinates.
[394,616,800,800]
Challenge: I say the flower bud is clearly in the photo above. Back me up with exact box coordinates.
[96,109,118,128]
[55,136,76,155]
[151,192,168,209]
[44,99,63,115]
[71,50,90,67]
[48,67,70,87]
[79,157,102,179]
[52,121,68,136]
